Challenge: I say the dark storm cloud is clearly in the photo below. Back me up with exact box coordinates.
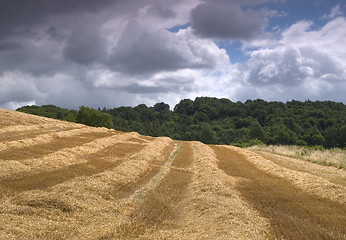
[0,0,117,74]
[108,21,219,75]
[64,26,107,65]
[0,0,117,39]
[0,0,223,110]
[190,0,264,40]
[0,30,76,77]
[0,41,22,51]
[46,26,66,41]
[0,40,46,75]
[109,21,187,74]
[122,83,172,94]
[147,3,177,18]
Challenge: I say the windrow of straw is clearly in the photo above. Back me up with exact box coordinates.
[172,142,272,240]
[0,131,136,179]
[0,134,173,239]
[230,146,345,204]
[0,110,173,239]
[0,126,112,152]
[0,122,77,135]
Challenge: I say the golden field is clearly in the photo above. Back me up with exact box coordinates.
[0,108,345,239]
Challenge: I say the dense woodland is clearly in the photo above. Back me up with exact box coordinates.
[17,97,346,148]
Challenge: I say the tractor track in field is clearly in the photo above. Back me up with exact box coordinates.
[111,141,176,199]
[114,141,195,239]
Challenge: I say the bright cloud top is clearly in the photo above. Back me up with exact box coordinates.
[0,0,345,110]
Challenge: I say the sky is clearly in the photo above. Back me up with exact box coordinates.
[1,0,346,110]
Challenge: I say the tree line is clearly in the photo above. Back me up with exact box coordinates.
[17,97,346,148]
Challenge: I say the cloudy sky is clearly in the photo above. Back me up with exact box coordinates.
[1,0,346,110]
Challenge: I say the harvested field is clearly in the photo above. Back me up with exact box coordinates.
[0,108,345,239]
[211,145,345,239]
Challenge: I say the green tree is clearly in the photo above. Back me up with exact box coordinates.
[154,102,170,112]
[174,99,195,115]
[336,125,346,148]
[17,104,76,122]
[269,124,298,145]
[248,121,265,141]
[76,106,114,129]
[199,123,217,144]
[62,110,77,122]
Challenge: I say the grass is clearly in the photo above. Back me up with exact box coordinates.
[247,145,346,169]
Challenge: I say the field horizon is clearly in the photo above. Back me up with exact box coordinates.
[0,108,345,239]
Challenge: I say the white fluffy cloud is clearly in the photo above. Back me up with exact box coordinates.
[234,17,346,102]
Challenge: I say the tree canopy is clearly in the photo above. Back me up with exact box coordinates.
[17,98,346,148]
[76,106,114,129]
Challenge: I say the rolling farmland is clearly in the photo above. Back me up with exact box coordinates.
[0,108,345,239]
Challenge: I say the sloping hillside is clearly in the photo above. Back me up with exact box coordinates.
[0,108,345,239]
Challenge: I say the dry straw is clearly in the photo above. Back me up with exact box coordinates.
[1,109,345,239]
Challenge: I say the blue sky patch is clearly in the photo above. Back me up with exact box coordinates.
[167,23,190,33]
[215,41,251,63]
